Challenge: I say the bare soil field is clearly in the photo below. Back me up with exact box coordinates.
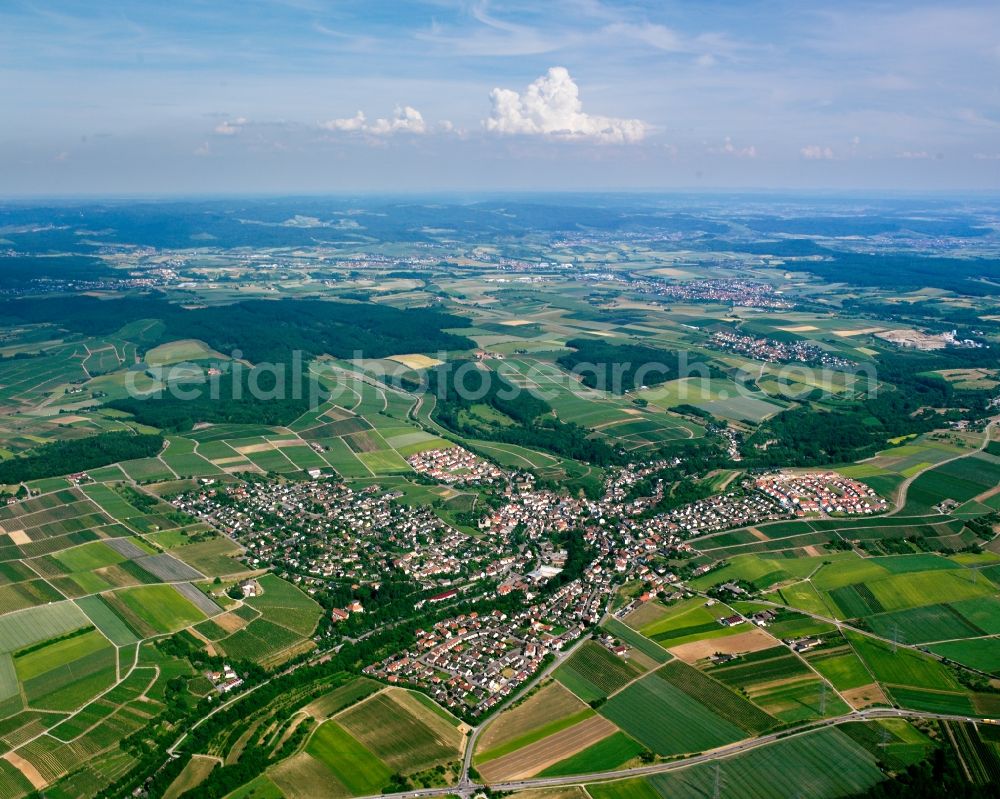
[842,683,888,710]
[669,628,778,662]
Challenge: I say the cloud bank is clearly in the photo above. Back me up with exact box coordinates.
[321,106,427,136]
[484,67,647,144]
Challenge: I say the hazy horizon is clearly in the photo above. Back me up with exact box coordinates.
[2,1,999,196]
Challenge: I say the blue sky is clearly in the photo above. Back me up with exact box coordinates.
[2,0,999,195]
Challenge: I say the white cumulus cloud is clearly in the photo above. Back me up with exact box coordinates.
[484,67,647,144]
[801,144,834,160]
[321,106,427,136]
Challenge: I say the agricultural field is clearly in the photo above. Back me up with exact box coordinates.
[587,727,884,799]
[630,596,749,650]
[553,641,644,702]
[599,667,747,756]
[212,575,322,666]
[475,681,590,761]
[336,689,464,774]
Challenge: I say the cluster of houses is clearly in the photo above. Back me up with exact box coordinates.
[711,331,854,368]
[207,664,243,694]
[405,446,504,485]
[364,564,612,716]
[652,278,794,309]
[170,477,502,591]
[658,490,789,535]
[171,452,892,715]
[754,472,887,515]
[583,273,793,310]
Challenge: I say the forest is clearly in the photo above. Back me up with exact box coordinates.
[556,338,721,394]
[743,350,995,467]
[0,431,164,482]
[0,295,473,364]
[107,366,317,432]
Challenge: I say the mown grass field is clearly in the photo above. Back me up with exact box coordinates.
[305,720,391,796]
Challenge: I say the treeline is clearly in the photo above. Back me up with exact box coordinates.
[743,351,995,467]
[846,742,1000,798]
[0,295,473,364]
[843,298,1000,335]
[106,366,314,432]
[0,432,163,483]
[428,363,620,466]
[556,338,722,394]
[779,250,1000,297]
[625,442,731,517]
[540,530,595,595]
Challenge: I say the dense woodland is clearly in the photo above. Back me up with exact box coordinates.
[107,366,316,432]
[0,432,163,483]
[0,295,472,364]
[557,338,721,394]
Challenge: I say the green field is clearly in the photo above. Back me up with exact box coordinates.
[637,598,744,647]
[709,647,815,690]
[864,603,984,645]
[929,638,1000,675]
[806,649,874,691]
[538,731,646,777]
[112,585,207,634]
[845,630,959,690]
[588,727,884,799]
[600,669,746,756]
[14,628,116,711]
[305,719,391,795]
[656,660,776,735]
[338,691,463,773]
[0,602,90,655]
[52,540,127,572]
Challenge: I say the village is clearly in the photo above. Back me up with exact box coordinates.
[169,477,506,590]
[406,446,505,485]
[169,458,889,717]
[711,330,854,368]
[581,273,795,309]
